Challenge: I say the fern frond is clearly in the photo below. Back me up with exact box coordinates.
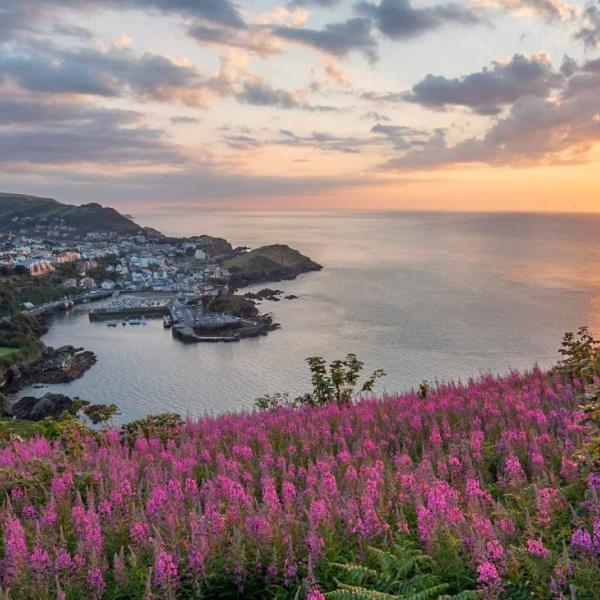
[401,583,450,600]
[331,562,380,583]
[326,582,403,599]
[443,591,478,599]
[393,573,440,595]
[367,547,400,578]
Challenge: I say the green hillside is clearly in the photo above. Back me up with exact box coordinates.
[0,193,141,235]
[224,244,322,285]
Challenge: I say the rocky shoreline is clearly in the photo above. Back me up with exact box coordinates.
[1,344,96,394]
[242,288,299,302]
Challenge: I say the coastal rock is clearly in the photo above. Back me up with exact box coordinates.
[2,345,97,393]
[11,393,88,421]
[224,244,322,287]
[27,346,97,385]
[243,288,284,301]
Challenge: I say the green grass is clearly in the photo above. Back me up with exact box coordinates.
[224,244,322,272]
[0,418,52,441]
[0,347,18,357]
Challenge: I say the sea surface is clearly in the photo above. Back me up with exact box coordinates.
[17,211,600,423]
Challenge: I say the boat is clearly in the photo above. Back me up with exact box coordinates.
[122,320,127,326]
[163,315,173,328]
[128,318,142,325]
[106,321,118,327]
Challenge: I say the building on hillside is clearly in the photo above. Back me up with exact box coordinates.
[17,257,55,276]
[80,277,96,288]
[53,250,81,264]
[62,278,78,288]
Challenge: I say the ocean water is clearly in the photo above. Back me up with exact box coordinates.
[17,211,600,423]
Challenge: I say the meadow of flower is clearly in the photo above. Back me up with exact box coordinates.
[1,368,599,599]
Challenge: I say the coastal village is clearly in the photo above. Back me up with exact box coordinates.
[0,195,322,422]
[0,228,233,299]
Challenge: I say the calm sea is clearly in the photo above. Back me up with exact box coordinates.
[17,211,600,423]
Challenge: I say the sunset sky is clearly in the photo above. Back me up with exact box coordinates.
[1,0,599,212]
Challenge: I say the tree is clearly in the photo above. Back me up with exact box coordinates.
[555,326,600,383]
[255,354,385,410]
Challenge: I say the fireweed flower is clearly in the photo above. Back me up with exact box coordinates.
[485,540,505,562]
[588,472,600,491]
[527,538,550,559]
[54,548,73,572]
[154,549,179,588]
[477,561,501,585]
[571,529,593,555]
[0,370,593,595]
[88,567,105,594]
[4,514,27,566]
[30,545,51,575]
[130,521,151,544]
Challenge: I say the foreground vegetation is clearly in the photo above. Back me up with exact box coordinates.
[1,332,600,599]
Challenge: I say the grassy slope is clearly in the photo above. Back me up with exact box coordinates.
[0,418,47,441]
[224,244,321,271]
[0,192,61,217]
[0,193,141,234]
[0,347,18,357]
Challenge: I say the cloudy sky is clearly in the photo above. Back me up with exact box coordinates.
[0,0,599,211]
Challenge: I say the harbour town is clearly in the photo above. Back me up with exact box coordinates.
[0,194,322,418]
[88,293,278,342]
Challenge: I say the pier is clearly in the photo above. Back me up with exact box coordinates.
[169,301,267,343]
[88,294,172,321]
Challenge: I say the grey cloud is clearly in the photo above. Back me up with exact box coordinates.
[0,0,245,38]
[575,1,600,49]
[125,0,246,27]
[237,81,337,111]
[371,124,431,149]
[560,55,578,77]
[289,0,341,5]
[223,134,264,150]
[362,111,391,121]
[0,94,140,126]
[188,22,281,57]
[170,116,201,124]
[355,0,482,40]
[0,46,217,105]
[273,18,378,62]
[237,82,304,109]
[0,170,377,205]
[274,130,373,153]
[583,57,600,72]
[360,90,405,103]
[496,0,570,21]
[404,54,563,115]
[380,64,600,170]
[52,22,94,39]
[0,107,183,166]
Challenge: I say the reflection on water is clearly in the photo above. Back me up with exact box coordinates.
[19,211,600,423]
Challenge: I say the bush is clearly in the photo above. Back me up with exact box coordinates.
[255,354,385,410]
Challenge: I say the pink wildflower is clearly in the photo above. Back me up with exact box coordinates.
[477,561,501,585]
[527,538,550,559]
[154,549,178,588]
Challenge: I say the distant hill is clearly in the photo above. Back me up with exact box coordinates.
[224,244,322,286]
[0,193,141,235]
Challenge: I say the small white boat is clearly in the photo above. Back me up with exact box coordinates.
[106,321,118,327]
